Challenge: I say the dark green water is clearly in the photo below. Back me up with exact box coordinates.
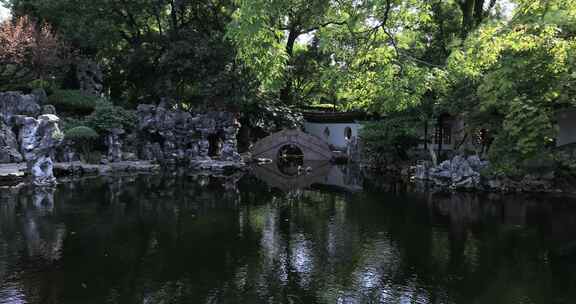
[1,167,576,304]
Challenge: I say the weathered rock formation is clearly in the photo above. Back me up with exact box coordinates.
[15,115,63,186]
[431,155,487,189]
[106,128,125,163]
[415,155,488,190]
[42,104,57,115]
[220,125,242,162]
[0,92,63,186]
[0,91,42,121]
[55,140,78,163]
[0,122,23,163]
[76,59,104,97]
[0,92,44,164]
[483,173,556,193]
[415,155,560,193]
[137,103,244,170]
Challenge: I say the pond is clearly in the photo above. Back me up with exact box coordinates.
[1,165,576,304]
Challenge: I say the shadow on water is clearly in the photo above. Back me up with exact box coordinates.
[0,168,575,303]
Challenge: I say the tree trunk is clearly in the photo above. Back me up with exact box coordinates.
[473,0,486,26]
[285,27,299,58]
[424,121,428,150]
[437,117,443,157]
[170,0,179,37]
[280,27,300,104]
[459,0,475,38]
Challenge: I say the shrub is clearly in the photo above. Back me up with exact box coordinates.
[361,117,421,167]
[48,90,109,114]
[61,117,85,132]
[65,126,99,140]
[28,79,57,95]
[65,126,99,160]
[85,104,137,134]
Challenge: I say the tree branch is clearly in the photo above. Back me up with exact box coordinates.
[355,0,393,35]
[301,20,348,34]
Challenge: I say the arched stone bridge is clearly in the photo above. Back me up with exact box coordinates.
[252,129,333,161]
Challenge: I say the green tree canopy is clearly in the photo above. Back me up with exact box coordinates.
[444,0,576,168]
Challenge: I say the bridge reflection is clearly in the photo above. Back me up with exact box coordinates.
[251,161,363,192]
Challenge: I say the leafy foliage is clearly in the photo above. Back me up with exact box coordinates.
[85,104,137,134]
[361,116,421,166]
[2,0,574,174]
[5,0,248,105]
[227,0,503,110]
[444,0,576,169]
[48,90,107,114]
[0,15,70,90]
[64,125,99,160]
[60,116,84,132]
[64,125,99,140]
[239,96,303,134]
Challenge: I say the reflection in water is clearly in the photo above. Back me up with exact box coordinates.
[253,162,363,193]
[0,185,65,304]
[0,171,575,303]
[277,144,304,177]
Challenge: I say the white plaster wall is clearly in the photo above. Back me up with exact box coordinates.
[322,166,362,191]
[557,109,576,147]
[303,122,362,150]
[0,6,10,21]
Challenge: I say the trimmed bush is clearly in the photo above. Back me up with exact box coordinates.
[48,90,109,114]
[28,79,57,95]
[65,126,99,140]
[65,126,100,161]
[61,117,85,132]
[85,104,137,133]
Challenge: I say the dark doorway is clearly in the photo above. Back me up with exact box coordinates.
[208,133,224,157]
[345,127,353,140]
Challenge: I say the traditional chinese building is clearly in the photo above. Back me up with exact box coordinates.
[302,111,368,151]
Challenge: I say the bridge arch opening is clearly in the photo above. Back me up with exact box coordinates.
[252,129,332,162]
[277,144,304,176]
